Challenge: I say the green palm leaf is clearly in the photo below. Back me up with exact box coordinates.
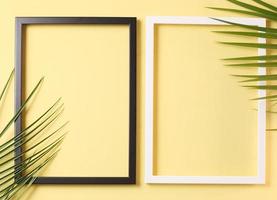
[252,94,277,100]
[226,0,277,19]
[223,55,277,61]
[219,42,277,49]
[209,7,277,20]
[214,31,277,39]
[0,70,66,199]
[211,18,277,33]
[226,62,277,67]
[243,85,277,90]
[251,0,277,12]
[212,0,277,130]
[232,74,277,82]
[0,69,14,103]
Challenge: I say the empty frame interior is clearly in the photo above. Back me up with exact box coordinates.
[22,24,130,177]
[153,24,260,177]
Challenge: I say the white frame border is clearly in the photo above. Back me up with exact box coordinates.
[145,16,266,184]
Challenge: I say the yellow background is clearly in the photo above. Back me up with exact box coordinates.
[154,24,258,176]
[0,0,277,199]
[23,24,130,177]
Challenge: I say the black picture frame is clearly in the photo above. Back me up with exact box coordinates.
[15,17,136,184]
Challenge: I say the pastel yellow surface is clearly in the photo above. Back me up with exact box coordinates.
[23,24,129,177]
[154,24,258,176]
[0,0,276,200]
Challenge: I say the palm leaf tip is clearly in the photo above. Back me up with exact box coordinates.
[251,95,277,100]
[0,75,47,139]
[0,69,14,103]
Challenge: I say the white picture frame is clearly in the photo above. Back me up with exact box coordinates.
[145,16,266,184]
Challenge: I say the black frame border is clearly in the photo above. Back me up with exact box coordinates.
[15,17,136,184]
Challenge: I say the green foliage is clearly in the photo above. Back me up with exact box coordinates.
[209,0,277,130]
[210,1,277,96]
[0,70,66,200]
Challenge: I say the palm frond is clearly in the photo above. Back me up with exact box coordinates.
[0,70,66,200]
[212,0,277,130]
